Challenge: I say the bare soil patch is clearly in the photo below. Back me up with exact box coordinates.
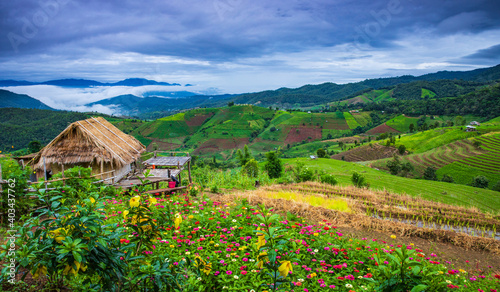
[367,123,401,134]
[284,126,322,144]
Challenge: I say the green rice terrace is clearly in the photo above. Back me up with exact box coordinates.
[126,105,379,160]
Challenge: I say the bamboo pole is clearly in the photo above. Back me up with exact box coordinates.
[188,160,192,183]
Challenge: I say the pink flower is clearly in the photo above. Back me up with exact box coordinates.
[226,270,232,275]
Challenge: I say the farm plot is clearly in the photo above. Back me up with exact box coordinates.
[351,111,371,127]
[385,115,420,133]
[343,112,361,129]
[273,182,500,242]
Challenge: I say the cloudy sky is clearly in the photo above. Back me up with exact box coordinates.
[1,0,500,94]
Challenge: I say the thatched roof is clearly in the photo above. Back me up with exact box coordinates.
[32,117,145,170]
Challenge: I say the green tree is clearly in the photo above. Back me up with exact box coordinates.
[28,140,42,153]
[338,141,344,150]
[386,155,401,175]
[423,167,437,181]
[316,148,327,158]
[264,151,283,179]
[243,159,259,178]
[471,176,489,189]
[398,144,406,155]
[227,101,235,107]
[236,145,253,167]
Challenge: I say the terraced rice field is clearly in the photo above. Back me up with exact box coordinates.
[404,139,484,170]
[455,133,500,174]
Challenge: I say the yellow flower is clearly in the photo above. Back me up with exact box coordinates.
[32,265,47,280]
[278,260,293,277]
[313,233,319,236]
[130,196,141,208]
[459,269,465,273]
[63,261,86,276]
[194,256,212,275]
[309,272,317,278]
[149,197,157,206]
[50,228,68,243]
[123,210,129,219]
[89,197,95,204]
[174,213,182,229]
[256,227,266,249]
[169,245,175,248]
[390,235,396,239]
[257,251,268,269]
[188,215,194,219]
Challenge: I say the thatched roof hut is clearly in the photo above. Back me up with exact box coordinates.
[31,117,145,182]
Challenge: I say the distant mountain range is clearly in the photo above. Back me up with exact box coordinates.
[0,89,53,110]
[1,64,499,117]
[0,78,181,87]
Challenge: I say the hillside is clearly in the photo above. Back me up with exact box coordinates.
[368,118,500,190]
[229,66,499,109]
[129,105,381,160]
[87,94,233,118]
[0,89,53,110]
[0,108,89,151]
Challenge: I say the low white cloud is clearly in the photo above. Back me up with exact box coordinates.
[0,84,216,113]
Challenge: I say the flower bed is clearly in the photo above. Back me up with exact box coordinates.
[2,185,499,291]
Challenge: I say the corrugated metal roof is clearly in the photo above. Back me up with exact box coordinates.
[144,156,191,167]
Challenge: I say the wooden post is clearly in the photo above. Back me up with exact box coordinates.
[188,160,192,183]
[100,160,104,181]
[61,164,65,186]
[112,170,115,184]
[43,157,48,189]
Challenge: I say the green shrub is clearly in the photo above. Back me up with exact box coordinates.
[441,174,454,183]
[293,162,314,183]
[351,171,368,188]
[493,181,500,192]
[316,148,327,158]
[471,175,489,189]
[423,167,437,181]
[320,174,337,186]
[243,159,259,178]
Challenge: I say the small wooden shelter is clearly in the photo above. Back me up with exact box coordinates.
[31,117,145,182]
[143,153,192,184]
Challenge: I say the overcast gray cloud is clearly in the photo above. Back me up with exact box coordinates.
[1,0,500,95]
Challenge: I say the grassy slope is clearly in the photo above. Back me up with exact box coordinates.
[385,115,420,132]
[283,157,500,213]
[393,128,480,153]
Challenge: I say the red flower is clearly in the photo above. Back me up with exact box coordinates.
[323,226,330,231]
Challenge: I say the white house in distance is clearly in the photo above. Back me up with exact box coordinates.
[465,125,477,132]
[470,121,481,126]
